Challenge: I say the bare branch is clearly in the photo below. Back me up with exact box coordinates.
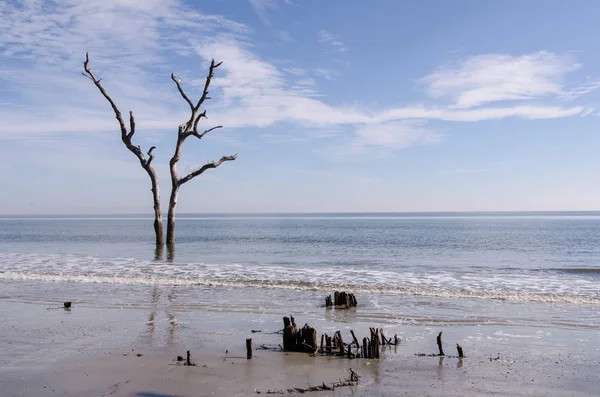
[190,125,222,140]
[82,52,128,138]
[128,111,135,139]
[171,73,194,113]
[147,146,156,165]
[194,59,221,112]
[192,110,207,134]
[178,154,237,185]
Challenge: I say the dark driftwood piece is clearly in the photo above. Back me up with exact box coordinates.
[247,338,253,359]
[457,343,464,358]
[82,53,164,247]
[167,59,237,248]
[437,331,445,356]
[63,302,72,309]
[330,291,358,308]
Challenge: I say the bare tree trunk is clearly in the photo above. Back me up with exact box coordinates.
[83,53,164,248]
[166,59,237,248]
[166,148,181,248]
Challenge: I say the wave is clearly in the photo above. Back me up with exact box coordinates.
[1,252,599,305]
[1,272,599,305]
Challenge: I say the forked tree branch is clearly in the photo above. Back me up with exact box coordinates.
[178,154,238,185]
[82,53,151,167]
[170,59,223,134]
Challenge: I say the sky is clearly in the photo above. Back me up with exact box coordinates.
[1,0,600,214]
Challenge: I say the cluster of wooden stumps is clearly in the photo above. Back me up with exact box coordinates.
[280,315,398,359]
[325,291,357,309]
[319,326,399,359]
[282,316,319,353]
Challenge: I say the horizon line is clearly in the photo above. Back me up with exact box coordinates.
[2,210,600,217]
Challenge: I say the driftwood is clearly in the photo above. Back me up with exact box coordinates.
[63,302,72,309]
[325,291,357,309]
[256,369,359,394]
[282,316,318,353]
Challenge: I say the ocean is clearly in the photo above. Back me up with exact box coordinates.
[1,212,600,392]
[2,212,600,295]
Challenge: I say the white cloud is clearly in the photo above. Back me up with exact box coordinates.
[0,1,595,156]
[318,29,347,53]
[248,0,278,25]
[422,51,600,109]
[350,121,442,153]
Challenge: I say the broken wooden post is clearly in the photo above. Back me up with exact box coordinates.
[63,302,72,309]
[456,344,464,358]
[282,316,297,351]
[373,328,380,359]
[246,338,252,359]
[437,331,445,356]
[325,295,332,307]
[320,334,324,352]
[380,329,386,346]
[362,337,368,358]
[394,334,399,345]
[350,330,360,348]
[326,335,332,353]
[186,350,192,366]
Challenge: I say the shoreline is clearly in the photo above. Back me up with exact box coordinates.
[1,286,599,397]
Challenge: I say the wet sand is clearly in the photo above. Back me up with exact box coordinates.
[1,294,599,396]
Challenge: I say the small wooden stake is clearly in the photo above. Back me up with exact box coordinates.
[436,331,444,356]
[394,334,399,345]
[186,350,191,366]
[246,338,252,359]
[456,343,464,358]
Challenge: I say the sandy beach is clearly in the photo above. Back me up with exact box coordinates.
[1,291,598,397]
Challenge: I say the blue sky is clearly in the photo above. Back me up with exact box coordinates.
[1,0,600,214]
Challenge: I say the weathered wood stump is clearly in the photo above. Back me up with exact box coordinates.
[325,291,357,308]
[456,343,464,358]
[63,302,72,309]
[437,331,445,356]
[246,338,252,359]
[282,316,318,353]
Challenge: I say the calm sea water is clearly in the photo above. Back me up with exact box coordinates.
[1,212,599,328]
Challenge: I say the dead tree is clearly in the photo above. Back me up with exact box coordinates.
[167,60,237,247]
[82,53,164,247]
